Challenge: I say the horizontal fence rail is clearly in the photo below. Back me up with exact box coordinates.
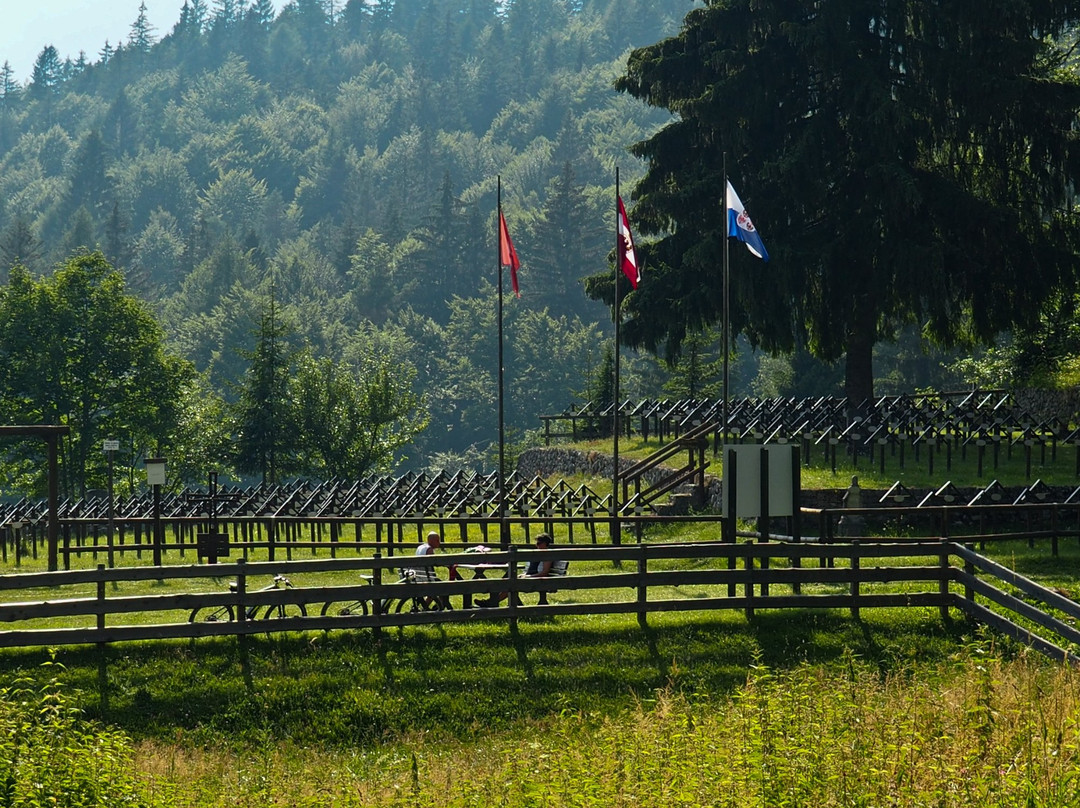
[809,500,1080,556]
[4,496,1078,574]
[0,513,736,571]
[0,540,1075,662]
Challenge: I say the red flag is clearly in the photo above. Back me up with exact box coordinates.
[499,210,521,298]
[617,196,639,288]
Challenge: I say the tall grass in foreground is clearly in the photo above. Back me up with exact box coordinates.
[8,642,1080,806]
[0,662,149,807]
[122,645,1079,807]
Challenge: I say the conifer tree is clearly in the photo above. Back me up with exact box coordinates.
[0,217,42,276]
[233,285,297,484]
[28,46,62,100]
[129,2,157,53]
[609,0,1080,402]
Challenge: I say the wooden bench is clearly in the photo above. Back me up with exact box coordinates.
[536,559,568,605]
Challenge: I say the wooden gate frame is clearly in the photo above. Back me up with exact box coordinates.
[0,425,69,571]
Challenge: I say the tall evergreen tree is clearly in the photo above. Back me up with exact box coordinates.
[247,0,276,28]
[408,172,484,318]
[27,46,62,100]
[662,327,723,399]
[61,207,96,258]
[0,61,20,108]
[607,0,1080,403]
[582,342,614,437]
[128,2,157,53]
[104,202,131,272]
[190,0,211,29]
[213,0,241,28]
[233,286,297,484]
[528,161,607,318]
[0,61,19,156]
[0,217,43,276]
[64,130,110,217]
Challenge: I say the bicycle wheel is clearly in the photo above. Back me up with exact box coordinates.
[395,595,442,613]
[262,603,308,620]
[320,600,369,617]
[189,605,234,623]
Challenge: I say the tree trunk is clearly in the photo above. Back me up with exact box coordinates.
[844,308,875,406]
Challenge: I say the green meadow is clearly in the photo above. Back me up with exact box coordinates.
[4,445,1080,806]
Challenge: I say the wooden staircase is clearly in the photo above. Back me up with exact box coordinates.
[618,420,716,514]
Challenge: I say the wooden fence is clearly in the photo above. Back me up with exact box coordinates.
[3,513,723,570]
[0,540,1076,664]
[4,495,1080,576]
[808,500,1080,556]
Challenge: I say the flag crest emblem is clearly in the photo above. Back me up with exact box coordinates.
[726,180,769,262]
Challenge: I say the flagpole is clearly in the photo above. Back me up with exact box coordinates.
[722,156,730,455]
[497,176,509,550]
[611,168,622,546]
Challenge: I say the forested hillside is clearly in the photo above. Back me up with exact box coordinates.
[0,0,696,494]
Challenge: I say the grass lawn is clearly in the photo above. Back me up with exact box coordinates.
[4,604,1076,806]
[3,444,1080,805]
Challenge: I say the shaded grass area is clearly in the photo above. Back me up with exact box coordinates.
[0,606,970,750]
[9,631,1078,808]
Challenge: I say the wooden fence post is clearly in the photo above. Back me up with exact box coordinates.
[725,448,738,597]
[62,523,71,571]
[97,563,109,713]
[372,553,382,641]
[939,541,951,623]
[964,543,975,604]
[761,551,770,598]
[744,539,755,621]
[96,564,106,638]
[507,545,518,631]
[637,543,647,628]
[235,559,247,626]
[850,540,860,620]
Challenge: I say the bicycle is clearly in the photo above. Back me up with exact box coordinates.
[320,574,375,617]
[319,569,450,617]
[189,574,308,623]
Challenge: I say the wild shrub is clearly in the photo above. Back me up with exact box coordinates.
[0,661,155,807]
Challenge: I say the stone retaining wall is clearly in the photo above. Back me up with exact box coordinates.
[517,447,724,513]
[516,447,671,488]
[1014,388,1080,423]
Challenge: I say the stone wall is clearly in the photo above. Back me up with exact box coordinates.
[1014,388,1080,423]
[517,447,667,487]
[517,447,723,513]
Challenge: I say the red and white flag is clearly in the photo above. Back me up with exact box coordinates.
[617,196,639,288]
[499,210,520,297]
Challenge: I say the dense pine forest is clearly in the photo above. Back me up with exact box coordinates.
[0,0,700,496]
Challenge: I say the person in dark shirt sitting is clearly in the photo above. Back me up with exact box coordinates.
[477,533,560,607]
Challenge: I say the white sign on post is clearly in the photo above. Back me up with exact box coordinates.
[103,439,120,452]
[721,444,795,518]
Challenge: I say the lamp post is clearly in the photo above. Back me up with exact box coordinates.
[145,457,166,566]
[104,439,119,568]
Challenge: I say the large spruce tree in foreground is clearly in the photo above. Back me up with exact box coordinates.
[606,0,1080,402]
